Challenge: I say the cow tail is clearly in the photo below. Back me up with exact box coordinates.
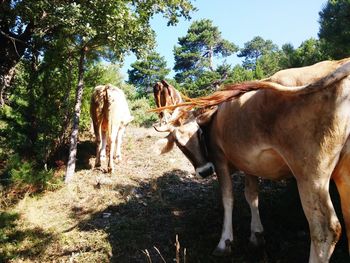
[103,85,112,138]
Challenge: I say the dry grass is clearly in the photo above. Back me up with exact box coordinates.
[1,126,349,262]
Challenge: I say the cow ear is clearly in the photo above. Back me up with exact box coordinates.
[196,106,218,126]
[155,134,175,154]
[161,80,170,87]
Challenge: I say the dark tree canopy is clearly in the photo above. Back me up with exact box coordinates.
[128,52,170,94]
[319,0,350,59]
[238,36,279,70]
[173,19,238,83]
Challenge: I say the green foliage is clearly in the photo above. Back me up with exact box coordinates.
[255,51,283,78]
[225,65,255,83]
[174,19,238,83]
[0,53,77,164]
[238,36,279,71]
[319,0,350,59]
[129,96,158,127]
[6,154,55,191]
[0,212,19,254]
[282,38,326,68]
[173,19,238,96]
[128,52,170,95]
[180,70,221,97]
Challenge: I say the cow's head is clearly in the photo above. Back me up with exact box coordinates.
[153,106,218,178]
[153,81,162,93]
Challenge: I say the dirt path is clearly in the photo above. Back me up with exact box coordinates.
[1,127,349,262]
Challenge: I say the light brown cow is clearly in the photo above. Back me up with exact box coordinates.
[153,62,350,262]
[262,57,350,86]
[153,80,183,123]
[90,84,133,173]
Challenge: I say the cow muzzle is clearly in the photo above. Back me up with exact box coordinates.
[195,162,215,178]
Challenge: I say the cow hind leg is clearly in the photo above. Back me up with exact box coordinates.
[94,124,103,168]
[332,154,350,254]
[114,126,125,162]
[107,124,119,173]
[100,131,107,160]
[95,138,101,168]
[297,175,341,263]
[244,174,264,247]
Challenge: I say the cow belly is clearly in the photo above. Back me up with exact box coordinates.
[231,148,292,180]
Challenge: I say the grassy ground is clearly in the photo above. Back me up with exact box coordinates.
[0,126,349,262]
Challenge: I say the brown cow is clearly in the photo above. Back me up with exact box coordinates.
[153,80,183,123]
[90,84,133,173]
[154,62,350,262]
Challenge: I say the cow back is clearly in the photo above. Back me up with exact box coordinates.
[265,58,350,86]
[106,86,133,125]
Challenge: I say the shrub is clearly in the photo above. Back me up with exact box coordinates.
[5,154,58,192]
[129,96,158,127]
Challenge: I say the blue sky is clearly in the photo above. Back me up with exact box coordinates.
[120,0,327,79]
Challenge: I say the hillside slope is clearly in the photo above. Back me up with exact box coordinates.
[1,127,348,262]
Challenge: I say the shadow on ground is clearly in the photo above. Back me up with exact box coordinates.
[0,212,54,262]
[75,170,349,263]
[48,139,96,171]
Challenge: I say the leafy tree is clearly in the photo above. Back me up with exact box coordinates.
[319,0,350,59]
[278,38,326,70]
[255,51,284,78]
[0,0,52,107]
[0,0,196,183]
[225,64,255,83]
[43,0,196,182]
[128,52,170,95]
[293,38,325,66]
[279,43,299,69]
[0,51,76,171]
[173,19,238,86]
[238,36,279,70]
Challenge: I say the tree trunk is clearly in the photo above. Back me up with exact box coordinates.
[209,46,214,71]
[44,54,74,164]
[65,48,86,183]
[25,53,40,157]
[0,66,15,107]
[0,21,34,107]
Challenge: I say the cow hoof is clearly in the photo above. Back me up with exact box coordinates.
[94,166,103,172]
[249,232,265,248]
[212,240,232,256]
[114,155,121,163]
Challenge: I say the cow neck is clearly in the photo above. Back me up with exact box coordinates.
[199,125,209,160]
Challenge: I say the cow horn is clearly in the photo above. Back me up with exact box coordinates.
[153,123,174,132]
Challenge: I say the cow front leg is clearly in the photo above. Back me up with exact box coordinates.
[213,164,233,256]
[332,154,350,254]
[297,176,341,263]
[244,174,264,247]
